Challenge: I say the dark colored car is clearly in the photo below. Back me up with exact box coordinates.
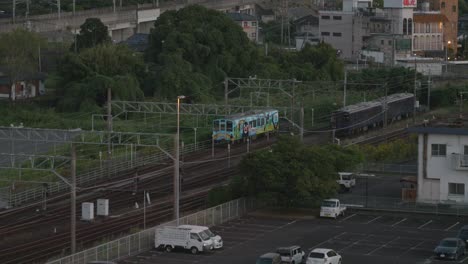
[434,238,466,260]
[457,225,468,245]
[256,252,282,264]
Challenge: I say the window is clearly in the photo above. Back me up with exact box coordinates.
[333,16,342,20]
[327,251,337,257]
[190,233,200,240]
[251,32,256,38]
[431,144,447,156]
[252,21,257,27]
[388,40,392,45]
[381,40,384,45]
[464,145,468,154]
[213,120,220,131]
[453,5,457,12]
[321,32,330,36]
[226,121,232,132]
[441,1,445,8]
[243,21,248,27]
[321,15,330,19]
[449,183,465,195]
[426,23,431,33]
[333,32,342,37]
[408,18,413,35]
[220,121,225,131]
[403,18,407,35]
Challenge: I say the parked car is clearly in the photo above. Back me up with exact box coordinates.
[306,248,341,264]
[434,238,466,260]
[256,252,282,264]
[276,245,305,264]
[320,199,346,219]
[336,172,356,192]
[457,225,468,245]
[179,225,223,249]
[154,226,213,254]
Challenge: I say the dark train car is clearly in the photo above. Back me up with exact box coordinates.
[384,93,414,122]
[331,92,414,136]
[331,100,382,135]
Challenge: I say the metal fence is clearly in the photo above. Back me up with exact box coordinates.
[339,195,468,216]
[46,198,256,264]
[7,139,213,207]
[358,162,417,174]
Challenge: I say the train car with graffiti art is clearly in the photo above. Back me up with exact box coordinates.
[212,109,279,143]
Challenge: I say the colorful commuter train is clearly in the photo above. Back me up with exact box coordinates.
[212,109,279,142]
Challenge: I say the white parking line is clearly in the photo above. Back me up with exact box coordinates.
[339,214,356,222]
[418,220,433,229]
[308,232,347,250]
[446,222,460,231]
[366,236,400,255]
[459,256,468,263]
[397,240,427,257]
[366,216,382,224]
[340,234,373,251]
[391,218,407,227]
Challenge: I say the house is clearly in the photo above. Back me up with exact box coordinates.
[226,13,259,42]
[413,2,448,57]
[409,121,468,203]
[121,33,149,52]
[294,14,319,36]
[295,32,320,50]
[0,69,46,101]
[424,0,459,54]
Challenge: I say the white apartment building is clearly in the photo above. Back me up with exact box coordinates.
[410,126,468,203]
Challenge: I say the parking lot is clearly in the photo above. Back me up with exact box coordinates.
[118,210,468,264]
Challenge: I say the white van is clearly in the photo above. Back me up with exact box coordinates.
[155,226,214,254]
[179,225,223,249]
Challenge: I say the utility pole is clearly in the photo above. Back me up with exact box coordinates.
[383,83,388,130]
[427,71,431,111]
[113,0,116,12]
[287,0,290,49]
[12,0,16,24]
[70,144,76,254]
[343,70,347,107]
[224,77,228,114]
[281,0,284,46]
[73,0,75,15]
[58,0,61,20]
[107,87,112,178]
[413,57,417,124]
[300,105,304,143]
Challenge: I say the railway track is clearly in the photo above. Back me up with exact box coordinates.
[0,123,404,263]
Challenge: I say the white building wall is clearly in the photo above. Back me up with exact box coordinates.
[418,133,468,203]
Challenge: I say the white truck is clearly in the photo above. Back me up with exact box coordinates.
[178,225,223,249]
[337,172,356,192]
[155,226,214,254]
[320,198,346,219]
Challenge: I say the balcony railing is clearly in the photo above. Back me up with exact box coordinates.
[451,153,468,170]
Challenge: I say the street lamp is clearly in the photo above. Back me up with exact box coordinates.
[174,95,185,225]
[446,40,452,73]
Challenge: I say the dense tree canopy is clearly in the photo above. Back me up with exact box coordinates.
[0,29,46,98]
[145,5,258,100]
[57,44,145,111]
[72,18,111,52]
[230,137,364,207]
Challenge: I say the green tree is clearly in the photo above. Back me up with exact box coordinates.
[231,137,360,207]
[0,29,46,100]
[57,44,144,111]
[72,18,111,52]
[145,5,258,100]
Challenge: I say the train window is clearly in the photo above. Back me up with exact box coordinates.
[213,121,220,131]
[220,121,226,131]
[226,121,232,131]
[256,118,260,126]
[344,113,350,121]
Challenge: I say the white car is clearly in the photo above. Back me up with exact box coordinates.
[306,248,341,264]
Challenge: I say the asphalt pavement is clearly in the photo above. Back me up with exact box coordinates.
[118,210,468,264]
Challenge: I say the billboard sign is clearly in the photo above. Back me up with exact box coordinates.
[384,0,417,8]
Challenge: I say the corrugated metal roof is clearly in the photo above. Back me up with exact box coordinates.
[408,127,468,135]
